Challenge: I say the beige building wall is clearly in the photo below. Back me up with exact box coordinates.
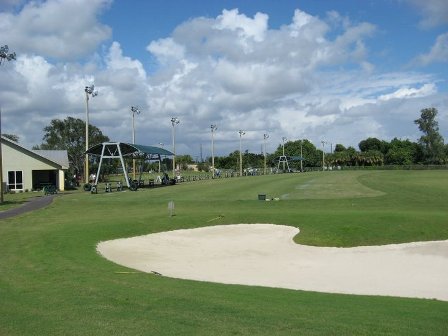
[2,141,65,191]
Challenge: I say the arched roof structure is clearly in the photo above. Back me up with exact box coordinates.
[86,142,173,187]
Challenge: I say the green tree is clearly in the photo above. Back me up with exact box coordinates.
[358,137,383,152]
[34,117,109,177]
[414,107,445,164]
[384,138,421,165]
[334,144,346,152]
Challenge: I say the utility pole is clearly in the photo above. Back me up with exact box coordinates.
[263,133,269,175]
[0,45,16,203]
[131,106,141,180]
[84,85,98,184]
[238,130,245,176]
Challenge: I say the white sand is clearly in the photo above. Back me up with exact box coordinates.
[97,224,448,301]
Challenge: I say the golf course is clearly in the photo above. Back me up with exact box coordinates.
[1,170,448,335]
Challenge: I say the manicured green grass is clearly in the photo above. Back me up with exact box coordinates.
[1,170,447,335]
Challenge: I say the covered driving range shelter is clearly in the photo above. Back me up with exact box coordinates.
[86,142,174,187]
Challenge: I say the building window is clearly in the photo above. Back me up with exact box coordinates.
[8,171,23,190]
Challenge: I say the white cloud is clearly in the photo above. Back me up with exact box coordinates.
[1,5,446,156]
[107,42,146,80]
[405,0,448,28]
[379,83,437,101]
[214,8,268,42]
[413,32,448,66]
[0,0,112,59]
[147,38,186,63]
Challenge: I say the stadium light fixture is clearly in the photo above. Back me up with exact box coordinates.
[321,140,327,171]
[131,106,141,180]
[171,117,180,177]
[211,124,217,178]
[263,133,269,175]
[238,130,245,176]
[84,84,98,184]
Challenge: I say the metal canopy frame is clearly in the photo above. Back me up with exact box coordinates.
[86,142,174,187]
[276,155,305,172]
[277,155,290,172]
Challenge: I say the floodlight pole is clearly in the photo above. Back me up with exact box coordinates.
[300,140,303,172]
[263,133,269,175]
[171,117,180,178]
[0,45,16,203]
[158,142,164,173]
[238,130,245,177]
[84,85,97,184]
[282,137,287,171]
[131,106,141,180]
[321,140,327,171]
[211,125,217,178]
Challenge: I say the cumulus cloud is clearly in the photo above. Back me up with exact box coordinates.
[0,0,112,59]
[413,32,448,66]
[0,4,446,156]
[379,83,437,101]
[214,8,268,42]
[405,0,448,29]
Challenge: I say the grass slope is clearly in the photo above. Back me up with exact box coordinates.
[1,170,447,335]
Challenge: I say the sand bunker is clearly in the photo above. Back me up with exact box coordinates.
[97,224,448,301]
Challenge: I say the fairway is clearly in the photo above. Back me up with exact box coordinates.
[1,170,448,335]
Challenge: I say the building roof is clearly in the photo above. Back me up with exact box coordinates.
[32,150,70,169]
[1,136,69,170]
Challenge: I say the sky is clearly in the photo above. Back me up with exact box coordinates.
[0,0,447,159]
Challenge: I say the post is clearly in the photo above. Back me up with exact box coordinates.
[263,133,269,175]
[131,106,141,180]
[321,140,326,171]
[84,85,97,184]
[85,90,89,184]
[300,140,303,172]
[238,130,245,177]
[282,137,287,172]
[0,45,16,202]
[171,117,180,178]
[211,125,217,178]
[158,143,163,173]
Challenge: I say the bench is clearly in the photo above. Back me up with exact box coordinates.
[42,184,57,195]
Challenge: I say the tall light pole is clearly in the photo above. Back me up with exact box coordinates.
[131,106,141,180]
[171,117,180,177]
[263,133,269,175]
[321,140,327,171]
[84,84,98,184]
[282,137,287,171]
[0,45,16,203]
[210,124,217,178]
[158,142,164,173]
[238,130,245,176]
[300,140,303,172]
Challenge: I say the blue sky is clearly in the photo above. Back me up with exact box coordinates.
[0,0,447,157]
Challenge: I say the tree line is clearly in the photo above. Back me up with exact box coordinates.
[204,107,447,171]
[4,107,446,178]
